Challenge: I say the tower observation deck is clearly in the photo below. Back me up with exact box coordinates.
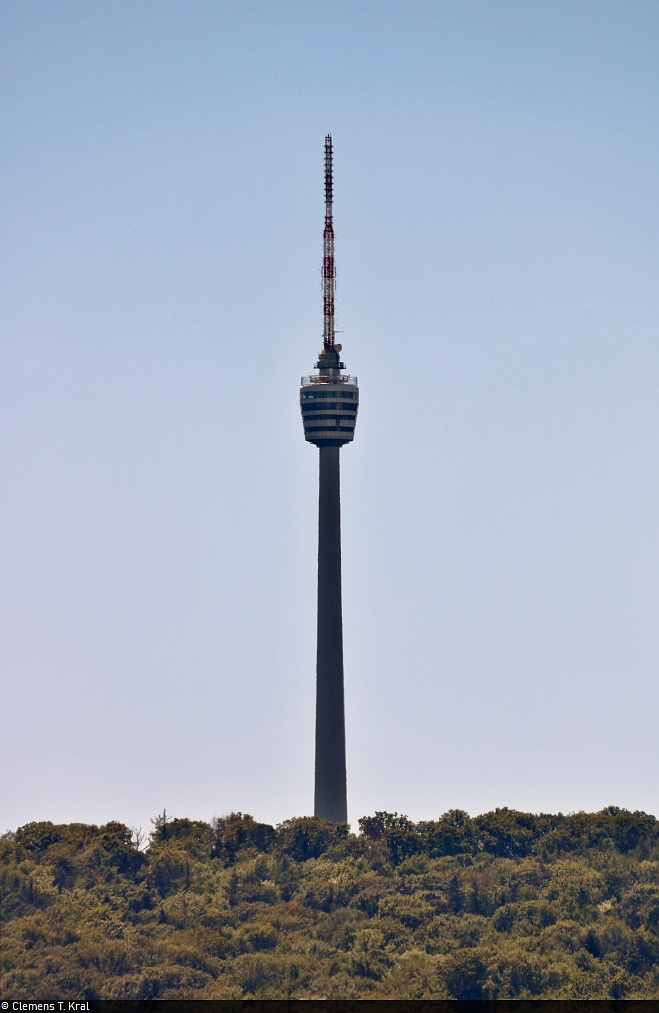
[300,136,358,824]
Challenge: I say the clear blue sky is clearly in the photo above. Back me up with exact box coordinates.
[2,0,658,834]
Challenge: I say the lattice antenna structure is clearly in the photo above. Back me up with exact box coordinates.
[322,134,336,349]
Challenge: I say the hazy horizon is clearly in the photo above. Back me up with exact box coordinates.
[2,0,659,835]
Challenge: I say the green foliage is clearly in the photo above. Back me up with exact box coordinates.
[211,812,276,864]
[276,816,348,862]
[541,808,659,856]
[360,806,659,866]
[472,808,559,858]
[441,948,488,998]
[150,815,210,857]
[358,812,421,866]
[2,805,659,999]
[15,822,62,853]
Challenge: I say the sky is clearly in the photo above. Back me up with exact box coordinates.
[1,0,659,835]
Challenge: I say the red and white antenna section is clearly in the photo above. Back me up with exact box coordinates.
[322,134,336,349]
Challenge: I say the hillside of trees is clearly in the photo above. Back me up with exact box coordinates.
[2,806,659,999]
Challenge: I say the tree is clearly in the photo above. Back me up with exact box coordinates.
[442,950,488,999]
[276,816,347,862]
[212,813,276,864]
[358,813,420,865]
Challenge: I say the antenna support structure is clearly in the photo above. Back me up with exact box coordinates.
[323,134,336,350]
[299,136,359,824]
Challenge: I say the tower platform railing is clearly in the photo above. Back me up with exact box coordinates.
[301,374,358,386]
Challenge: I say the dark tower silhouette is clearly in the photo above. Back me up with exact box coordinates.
[300,136,359,823]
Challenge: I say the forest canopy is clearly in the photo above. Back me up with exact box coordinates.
[2,806,659,999]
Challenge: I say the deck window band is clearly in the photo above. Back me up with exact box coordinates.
[301,392,358,400]
[306,427,355,434]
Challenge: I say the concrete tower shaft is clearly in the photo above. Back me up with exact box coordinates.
[315,445,346,823]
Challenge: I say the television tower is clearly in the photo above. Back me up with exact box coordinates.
[300,136,359,824]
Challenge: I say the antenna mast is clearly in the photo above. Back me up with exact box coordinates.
[323,134,335,349]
